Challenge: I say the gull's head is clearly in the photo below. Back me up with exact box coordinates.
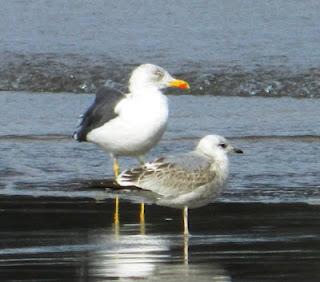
[129,64,190,92]
[196,135,243,159]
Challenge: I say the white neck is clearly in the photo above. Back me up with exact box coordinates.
[129,83,160,95]
[197,148,229,181]
[130,87,164,100]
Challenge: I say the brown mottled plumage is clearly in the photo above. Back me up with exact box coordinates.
[117,135,243,235]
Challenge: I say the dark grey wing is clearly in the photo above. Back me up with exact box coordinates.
[73,86,125,142]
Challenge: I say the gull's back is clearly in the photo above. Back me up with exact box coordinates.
[73,86,125,142]
[118,151,217,197]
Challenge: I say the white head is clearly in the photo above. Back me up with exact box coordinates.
[196,135,243,159]
[129,63,190,93]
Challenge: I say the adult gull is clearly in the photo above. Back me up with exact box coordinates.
[73,64,189,176]
[73,63,190,223]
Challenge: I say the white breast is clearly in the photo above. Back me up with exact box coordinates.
[87,90,169,156]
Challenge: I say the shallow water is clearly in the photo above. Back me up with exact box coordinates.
[0,198,319,282]
[1,91,320,281]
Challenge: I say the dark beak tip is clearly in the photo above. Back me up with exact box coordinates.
[235,149,244,154]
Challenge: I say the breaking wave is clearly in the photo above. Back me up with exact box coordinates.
[1,53,319,98]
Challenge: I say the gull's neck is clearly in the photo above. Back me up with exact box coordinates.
[129,84,162,96]
[197,148,229,177]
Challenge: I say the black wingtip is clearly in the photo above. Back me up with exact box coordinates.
[72,131,84,142]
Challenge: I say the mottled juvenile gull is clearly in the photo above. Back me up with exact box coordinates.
[117,135,243,235]
[73,63,189,223]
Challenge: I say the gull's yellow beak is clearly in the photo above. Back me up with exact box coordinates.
[168,79,190,90]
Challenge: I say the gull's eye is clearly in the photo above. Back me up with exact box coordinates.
[154,69,164,80]
[219,143,227,149]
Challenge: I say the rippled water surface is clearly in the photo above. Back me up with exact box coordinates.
[1,0,320,96]
[1,91,320,281]
[2,0,320,67]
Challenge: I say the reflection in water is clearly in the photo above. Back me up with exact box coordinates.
[112,200,146,237]
[151,263,231,282]
[113,196,120,225]
[88,226,169,278]
[0,199,318,281]
[87,225,231,281]
[184,235,189,265]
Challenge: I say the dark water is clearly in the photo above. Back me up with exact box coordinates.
[1,91,320,281]
[1,0,320,96]
[1,197,319,282]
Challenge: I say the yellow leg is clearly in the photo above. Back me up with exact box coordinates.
[139,202,145,235]
[137,156,146,228]
[113,157,120,226]
[183,233,189,265]
[113,158,120,177]
[140,202,145,223]
[183,206,189,236]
